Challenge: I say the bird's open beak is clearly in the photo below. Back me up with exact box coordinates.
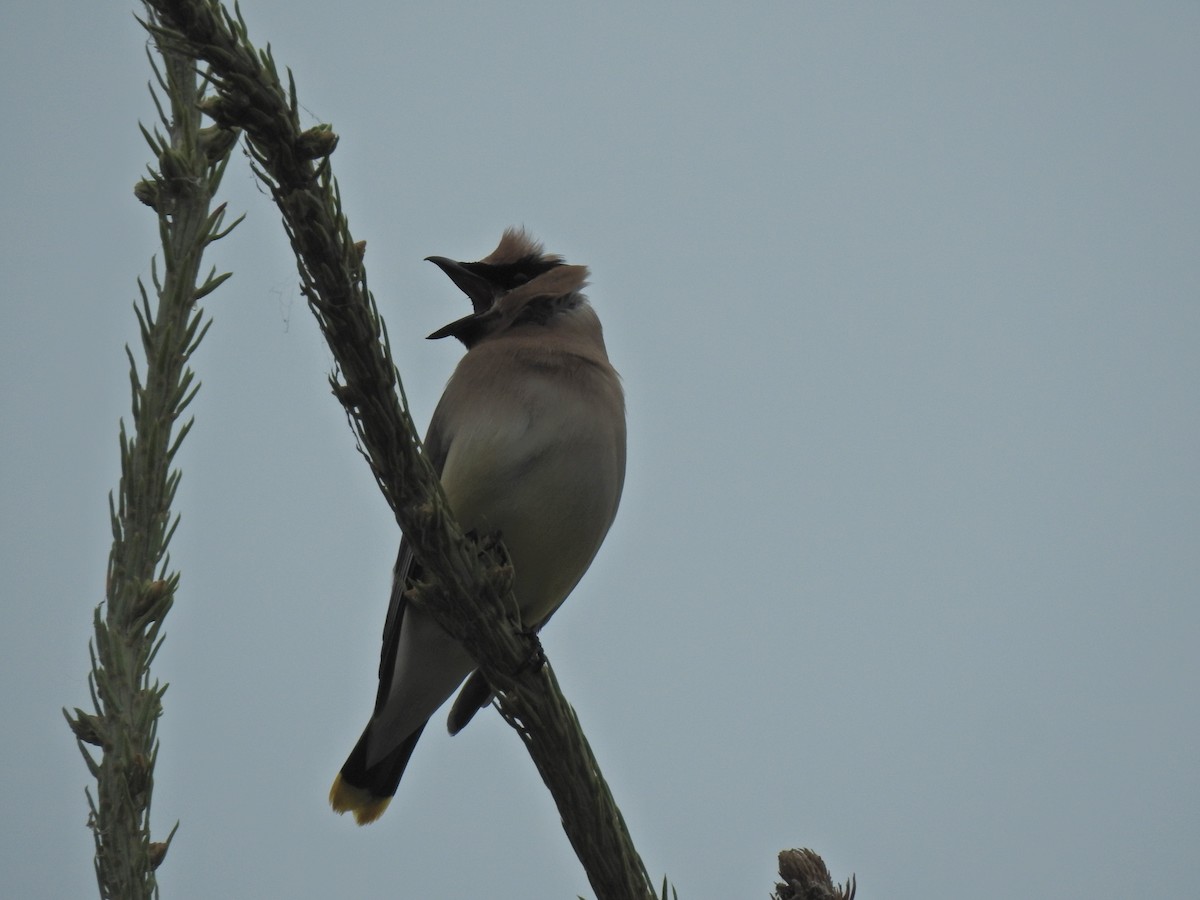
[426,256,495,314]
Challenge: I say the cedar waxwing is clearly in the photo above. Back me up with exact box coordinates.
[329,229,626,824]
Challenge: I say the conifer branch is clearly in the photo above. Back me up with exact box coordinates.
[140,2,659,896]
[65,7,239,896]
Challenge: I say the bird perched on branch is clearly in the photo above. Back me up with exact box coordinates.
[330,229,626,824]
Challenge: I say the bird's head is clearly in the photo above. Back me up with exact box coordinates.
[426,228,589,348]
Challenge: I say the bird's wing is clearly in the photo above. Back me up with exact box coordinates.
[372,413,453,715]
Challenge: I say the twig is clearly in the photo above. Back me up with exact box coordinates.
[141,1,658,897]
[64,7,240,897]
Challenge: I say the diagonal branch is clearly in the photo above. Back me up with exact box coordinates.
[141,2,658,897]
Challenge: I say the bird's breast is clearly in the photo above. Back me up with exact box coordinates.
[436,367,624,624]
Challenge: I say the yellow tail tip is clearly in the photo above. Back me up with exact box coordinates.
[329,773,392,825]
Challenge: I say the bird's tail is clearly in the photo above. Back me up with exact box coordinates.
[329,721,427,825]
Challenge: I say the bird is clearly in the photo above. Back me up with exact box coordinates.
[329,228,626,824]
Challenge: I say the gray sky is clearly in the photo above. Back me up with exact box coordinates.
[3,2,1197,897]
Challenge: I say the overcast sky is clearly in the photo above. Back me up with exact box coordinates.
[2,2,1197,898]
